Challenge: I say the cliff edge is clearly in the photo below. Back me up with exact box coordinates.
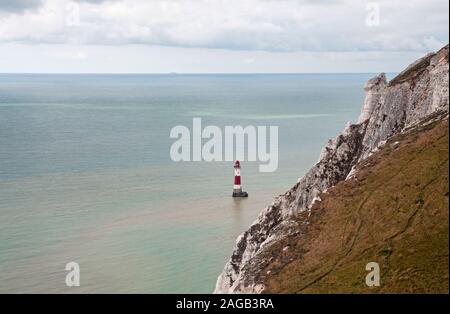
[214,44,449,294]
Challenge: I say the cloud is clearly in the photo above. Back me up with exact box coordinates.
[243,58,256,64]
[0,0,448,52]
[0,0,42,13]
[73,0,120,3]
[48,48,88,60]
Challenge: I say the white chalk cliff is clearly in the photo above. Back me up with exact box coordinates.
[214,45,449,294]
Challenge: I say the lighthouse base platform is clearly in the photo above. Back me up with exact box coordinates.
[232,191,248,198]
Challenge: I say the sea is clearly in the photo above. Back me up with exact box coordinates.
[0,73,374,293]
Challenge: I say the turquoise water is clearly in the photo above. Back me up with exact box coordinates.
[0,74,372,293]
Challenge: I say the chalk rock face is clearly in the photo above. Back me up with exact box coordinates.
[214,45,449,294]
[358,73,388,123]
[359,45,449,160]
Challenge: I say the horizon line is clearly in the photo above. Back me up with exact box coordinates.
[0,72,398,75]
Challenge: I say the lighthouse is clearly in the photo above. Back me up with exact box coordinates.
[232,160,248,197]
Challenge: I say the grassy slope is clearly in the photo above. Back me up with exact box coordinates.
[261,117,449,293]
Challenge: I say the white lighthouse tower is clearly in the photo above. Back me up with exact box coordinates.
[232,160,248,197]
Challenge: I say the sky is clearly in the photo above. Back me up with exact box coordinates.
[0,0,448,73]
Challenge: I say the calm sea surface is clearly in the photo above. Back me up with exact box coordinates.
[0,74,373,293]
